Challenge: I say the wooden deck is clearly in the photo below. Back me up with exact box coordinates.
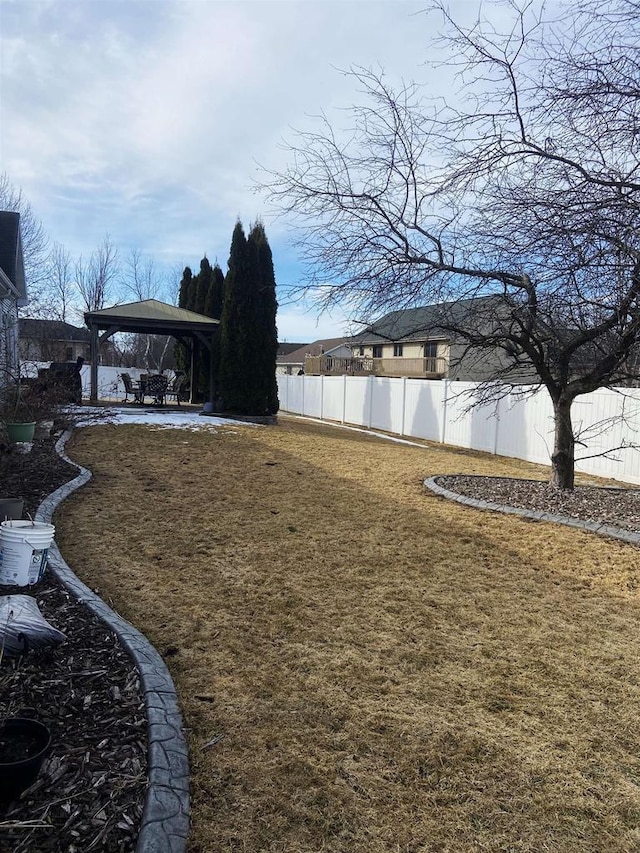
[304,355,447,378]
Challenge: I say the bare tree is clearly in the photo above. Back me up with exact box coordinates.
[263,0,640,489]
[166,261,187,307]
[122,248,164,301]
[47,242,76,322]
[121,247,174,369]
[0,172,50,307]
[75,235,119,313]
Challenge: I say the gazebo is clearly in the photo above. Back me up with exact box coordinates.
[84,299,220,403]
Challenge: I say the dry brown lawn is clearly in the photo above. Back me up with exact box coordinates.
[55,416,640,853]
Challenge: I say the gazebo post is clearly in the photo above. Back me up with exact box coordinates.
[189,342,196,405]
[89,323,99,402]
[192,330,217,406]
[209,333,216,405]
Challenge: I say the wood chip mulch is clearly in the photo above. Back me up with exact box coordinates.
[0,432,147,853]
[435,474,640,533]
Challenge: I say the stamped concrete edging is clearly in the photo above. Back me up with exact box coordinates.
[35,429,190,853]
[424,475,640,546]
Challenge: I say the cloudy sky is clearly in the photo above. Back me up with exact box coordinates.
[1,0,443,341]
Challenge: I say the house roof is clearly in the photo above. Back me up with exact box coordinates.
[0,211,27,305]
[276,337,352,364]
[19,318,91,342]
[277,342,306,357]
[350,295,504,344]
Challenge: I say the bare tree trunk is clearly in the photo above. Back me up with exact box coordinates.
[143,335,151,370]
[551,398,575,490]
[158,335,172,372]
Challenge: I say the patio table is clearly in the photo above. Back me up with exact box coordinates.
[140,374,169,405]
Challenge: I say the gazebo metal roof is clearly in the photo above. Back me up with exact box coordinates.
[84,299,219,336]
[84,299,220,402]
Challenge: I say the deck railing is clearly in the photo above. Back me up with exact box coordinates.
[304,355,447,378]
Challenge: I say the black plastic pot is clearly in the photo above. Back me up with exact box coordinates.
[0,717,51,801]
[0,498,23,521]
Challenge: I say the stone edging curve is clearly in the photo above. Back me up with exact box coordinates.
[35,429,190,853]
[423,475,640,546]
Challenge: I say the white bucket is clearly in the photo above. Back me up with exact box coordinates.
[0,521,56,586]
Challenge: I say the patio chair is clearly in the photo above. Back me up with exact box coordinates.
[164,372,187,406]
[121,372,142,403]
[145,373,169,406]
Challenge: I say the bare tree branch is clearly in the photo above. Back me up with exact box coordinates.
[75,235,119,313]
[0,172,49,294]
[261,0,640,489]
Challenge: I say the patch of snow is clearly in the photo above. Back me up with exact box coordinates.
[73,407,257,431]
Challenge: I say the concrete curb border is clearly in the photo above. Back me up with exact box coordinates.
[35,430,190,853]
[423,474,640,546]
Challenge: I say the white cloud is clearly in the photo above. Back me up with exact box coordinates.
[276,302,354,343]
[1,0,436,335]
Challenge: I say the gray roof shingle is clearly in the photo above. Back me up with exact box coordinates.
[277,337,353,364]
[19,319,91,342]
[350,295,505,344]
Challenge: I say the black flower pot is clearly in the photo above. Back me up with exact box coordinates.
[0,718,51,801]
[0,498,23,521]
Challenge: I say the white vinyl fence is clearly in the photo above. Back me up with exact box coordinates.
[277,374,640,485]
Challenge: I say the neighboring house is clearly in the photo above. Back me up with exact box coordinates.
[277,338,353,375]
[19,319,91,364]
[0,211,27,380]
[346,307,449,378]
[307,296,534,382]
[277,343,306,357]
[275,342,306,374]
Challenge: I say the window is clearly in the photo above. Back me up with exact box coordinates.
[393,344,403,357]
[372,345,383,358]
[358,346,365,356]
[424,342,438,359]
[65,346,73,361]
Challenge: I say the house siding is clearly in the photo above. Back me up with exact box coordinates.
[359,341,428,359]
[0,296,18,380]
[19,337,90,363]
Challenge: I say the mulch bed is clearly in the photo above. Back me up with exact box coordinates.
[0,432,147,853]
[435,474,640,533]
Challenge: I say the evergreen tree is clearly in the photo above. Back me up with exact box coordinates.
[174,266,193,374]
[175,258,226,402]
[219,222,249,411]
[184,266,198,313]
[219,220,279,415]
[204,263,224,319]
[191,257,213,399]
[248,222,279,414]
[204,264,225,400]
[178,265,193,309]
[195,257,211,314]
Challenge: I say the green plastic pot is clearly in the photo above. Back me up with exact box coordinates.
[5,422,36,443]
